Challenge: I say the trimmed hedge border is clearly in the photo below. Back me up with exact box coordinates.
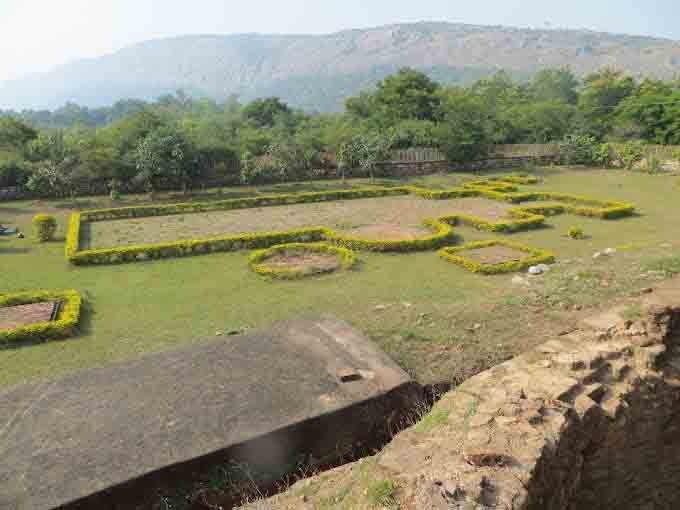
[249,243,358,280]
[65,182,634,266]
[323,218,455,252]
[0,290,82,345]
[439,240,556,274]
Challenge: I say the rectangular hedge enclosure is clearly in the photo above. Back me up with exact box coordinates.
[0,290,82,345]
[439,240,556,274]
[65,179,635,266]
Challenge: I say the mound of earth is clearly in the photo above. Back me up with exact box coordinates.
[263,251,341,275]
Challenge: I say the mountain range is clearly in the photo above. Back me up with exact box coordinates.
[3,21,680,112]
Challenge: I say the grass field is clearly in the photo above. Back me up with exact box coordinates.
[2,166,680,388]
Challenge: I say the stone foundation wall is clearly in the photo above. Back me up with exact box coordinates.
[260,283,680,510]
[374,155,559,178]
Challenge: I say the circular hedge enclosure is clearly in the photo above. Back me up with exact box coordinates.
[248,243,358,280]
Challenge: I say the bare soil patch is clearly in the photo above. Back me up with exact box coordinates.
[343,224,432,240]
[263,252,341,275]
[0,302,55,330]
[84,196,515,250]
[460,245,528,265]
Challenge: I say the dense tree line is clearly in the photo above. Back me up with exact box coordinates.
[2,67,680,196]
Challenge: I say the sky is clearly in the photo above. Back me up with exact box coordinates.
[1,0,679,82]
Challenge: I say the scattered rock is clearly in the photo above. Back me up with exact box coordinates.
[660,243,672,249]
[593,252,603,259]
[601,281,610,288]
[528,266,544,276]
[640,287,654,295]
[604,248,617,255]
[16,232,24,239]
[374,304,388,311]
[473,323,482,330]
[402,302,413,308]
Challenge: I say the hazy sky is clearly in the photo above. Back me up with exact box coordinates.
[1,0,679,82]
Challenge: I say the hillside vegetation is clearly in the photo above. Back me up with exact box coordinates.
[2,21,680,111]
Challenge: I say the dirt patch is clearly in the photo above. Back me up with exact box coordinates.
[83,196,516,250]
[343,224,432,241]
[460,245,529,265]
[0,302,55,330]
[263,251,341,275]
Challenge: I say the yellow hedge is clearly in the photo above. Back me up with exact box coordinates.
[249,243,358,280]
[439,240,555,274]
[65,183,634,266]
[0,290,82,345]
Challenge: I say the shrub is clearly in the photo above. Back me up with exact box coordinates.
[109,179,122,201]
[618,141,645,170]
[645,154,660,174]
[567,226,585,239]
[0,290,82,345]
[32,213,57,242]
[559,134,598,165]
[592,143,612,167]
[439,240,556,274]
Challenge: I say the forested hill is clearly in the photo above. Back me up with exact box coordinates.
[2,21,680,112]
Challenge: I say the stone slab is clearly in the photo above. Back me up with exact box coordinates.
[0,315,417,510]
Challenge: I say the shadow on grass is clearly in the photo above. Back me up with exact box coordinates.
[0,246,31,254]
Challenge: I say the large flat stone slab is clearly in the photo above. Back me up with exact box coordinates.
[0,315,419,510]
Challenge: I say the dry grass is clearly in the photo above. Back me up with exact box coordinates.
[82,196,515,250]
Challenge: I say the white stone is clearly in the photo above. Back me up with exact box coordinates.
[528,266,543,275]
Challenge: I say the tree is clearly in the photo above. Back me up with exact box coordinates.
[338,133,392,181]
[434,88,491,162]
[26,161,77,198]
[502,101,575,143]
[134,126,199,196]
[0,117,38,149]
[576,69,635,137]
[529,68,580,105]
[243,97,293,128]
[371,68,441,123]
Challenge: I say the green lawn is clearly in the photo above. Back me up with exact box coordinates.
[1,167,679,388]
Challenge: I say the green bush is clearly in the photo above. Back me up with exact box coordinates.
[32,213,57,242]
[645,154,660,174]
[559,134,598,165]
[567,226,585,239]
[0,290,82,345]
[619,141,645,170]
[592,143,612,167]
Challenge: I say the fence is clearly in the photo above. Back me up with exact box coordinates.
[389,148,446,162]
